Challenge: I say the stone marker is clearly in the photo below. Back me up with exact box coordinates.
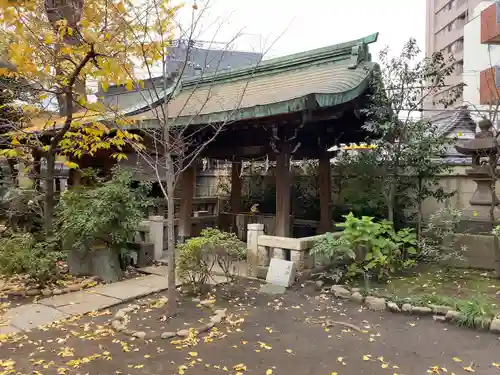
[266,258,296,287]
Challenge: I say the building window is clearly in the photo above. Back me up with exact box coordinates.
[455,61,464,74]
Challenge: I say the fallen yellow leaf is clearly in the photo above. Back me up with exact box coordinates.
[188,352,198,357]
[266,370,273,375]
[363,355,371,361]
[382,363,389,369]
[452,357,462,363]
[337,357,344,362]
[286,349,293,354]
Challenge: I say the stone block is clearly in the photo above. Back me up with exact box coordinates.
[5,304,68,331]
[364,296,386,311]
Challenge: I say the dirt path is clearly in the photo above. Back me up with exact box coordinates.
[0,280,499,375]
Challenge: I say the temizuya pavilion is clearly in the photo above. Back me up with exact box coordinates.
[122,32,381,240]
[26,32,381,247]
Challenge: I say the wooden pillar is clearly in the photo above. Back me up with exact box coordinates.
[178,165,196,241]
[318,154,332,234]
[275,148,291,238]
[230,161,242,213]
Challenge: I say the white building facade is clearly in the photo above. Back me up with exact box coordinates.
[463,1,500,123]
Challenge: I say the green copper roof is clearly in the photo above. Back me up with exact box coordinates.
[130,32,379,126]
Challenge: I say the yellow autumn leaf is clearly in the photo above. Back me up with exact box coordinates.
[337,357,344,362]
[286,349,293,354]
[331,373,338,375]
[381,363,389,369]
[266,370,273,375]
[363,355,371,361]
[125,79,134,91]
[452,357,462,363]
[233,363,247,371]
[464,364,475,372]
[188,352,198,357]
[63,161,79,169]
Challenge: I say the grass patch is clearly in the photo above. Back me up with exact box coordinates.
[349,265,500,325]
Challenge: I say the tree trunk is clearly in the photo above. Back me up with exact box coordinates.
[165,157,177,316]
[416,176,423,242]
[44,151,56,234]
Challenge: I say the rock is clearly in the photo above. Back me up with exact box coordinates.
[132,331,146,339]
[315,280,325,290]
[474,316,491,330]
[52,288,63,295]
[445,310,460,321]
[197,322,215,333]
[121,305,139,314]
[41,289,53,297]
[411,306,432,315]
[114,310,127,320]
[192,297,201,303]
[61,288,70,294]
[430,305,451,315]
[26,288,41,296]
[350,292,364,303]
[213,308,227,317]
[401,303,412,313]
[351,287,361,293]
[160,331,177,339]
[490,318,500,333]
[387,302,401,313]
[433,315,447,323]
[8,290,26,298]
[68,284,81,292]
[331,285,351,299]
[111,320,125,332]
[364,296,387,311]
[176,329,190,337]
[200,299,216,307]
[210,314,223,324]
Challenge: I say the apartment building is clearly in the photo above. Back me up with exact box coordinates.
[425,0,483,113]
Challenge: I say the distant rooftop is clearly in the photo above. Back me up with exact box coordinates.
[99,40,263,111]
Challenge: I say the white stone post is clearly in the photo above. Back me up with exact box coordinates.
[247,223,264,277]
[148,215,164,261]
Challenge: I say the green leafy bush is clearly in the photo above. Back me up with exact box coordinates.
[317,213,417,281]
[0,233,64,285]
[177,228,246,292]
[419,207,467,264]
[56,169,151,253]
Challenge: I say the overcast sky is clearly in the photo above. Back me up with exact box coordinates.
[177,0,426,61]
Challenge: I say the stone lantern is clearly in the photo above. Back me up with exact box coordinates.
[455,118,500,229]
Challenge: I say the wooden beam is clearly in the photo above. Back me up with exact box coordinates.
[275,147,291,238]
[230,161,242,213]
[318,154,332,233]
[178,165,196,241]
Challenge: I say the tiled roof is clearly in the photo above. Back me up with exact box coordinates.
[24,33,379,131]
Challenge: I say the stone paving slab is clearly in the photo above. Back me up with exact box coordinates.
[40,289,119,308]
[0,324,21,335]
[91,275,168,301]
[5,304,68,331]
[56,294,122,315]
[1,274,170,333]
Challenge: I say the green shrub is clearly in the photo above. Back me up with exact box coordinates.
[56,169,151,253]
[0,233,65,285]
[317,213,417,282]
[177,228,246,291]
[199,228,246,281]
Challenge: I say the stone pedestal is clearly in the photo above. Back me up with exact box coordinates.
[247,223,265,277]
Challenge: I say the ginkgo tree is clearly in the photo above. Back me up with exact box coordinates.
[0,0,181,232]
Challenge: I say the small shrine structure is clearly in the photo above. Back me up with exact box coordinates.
[22,33,383,269]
